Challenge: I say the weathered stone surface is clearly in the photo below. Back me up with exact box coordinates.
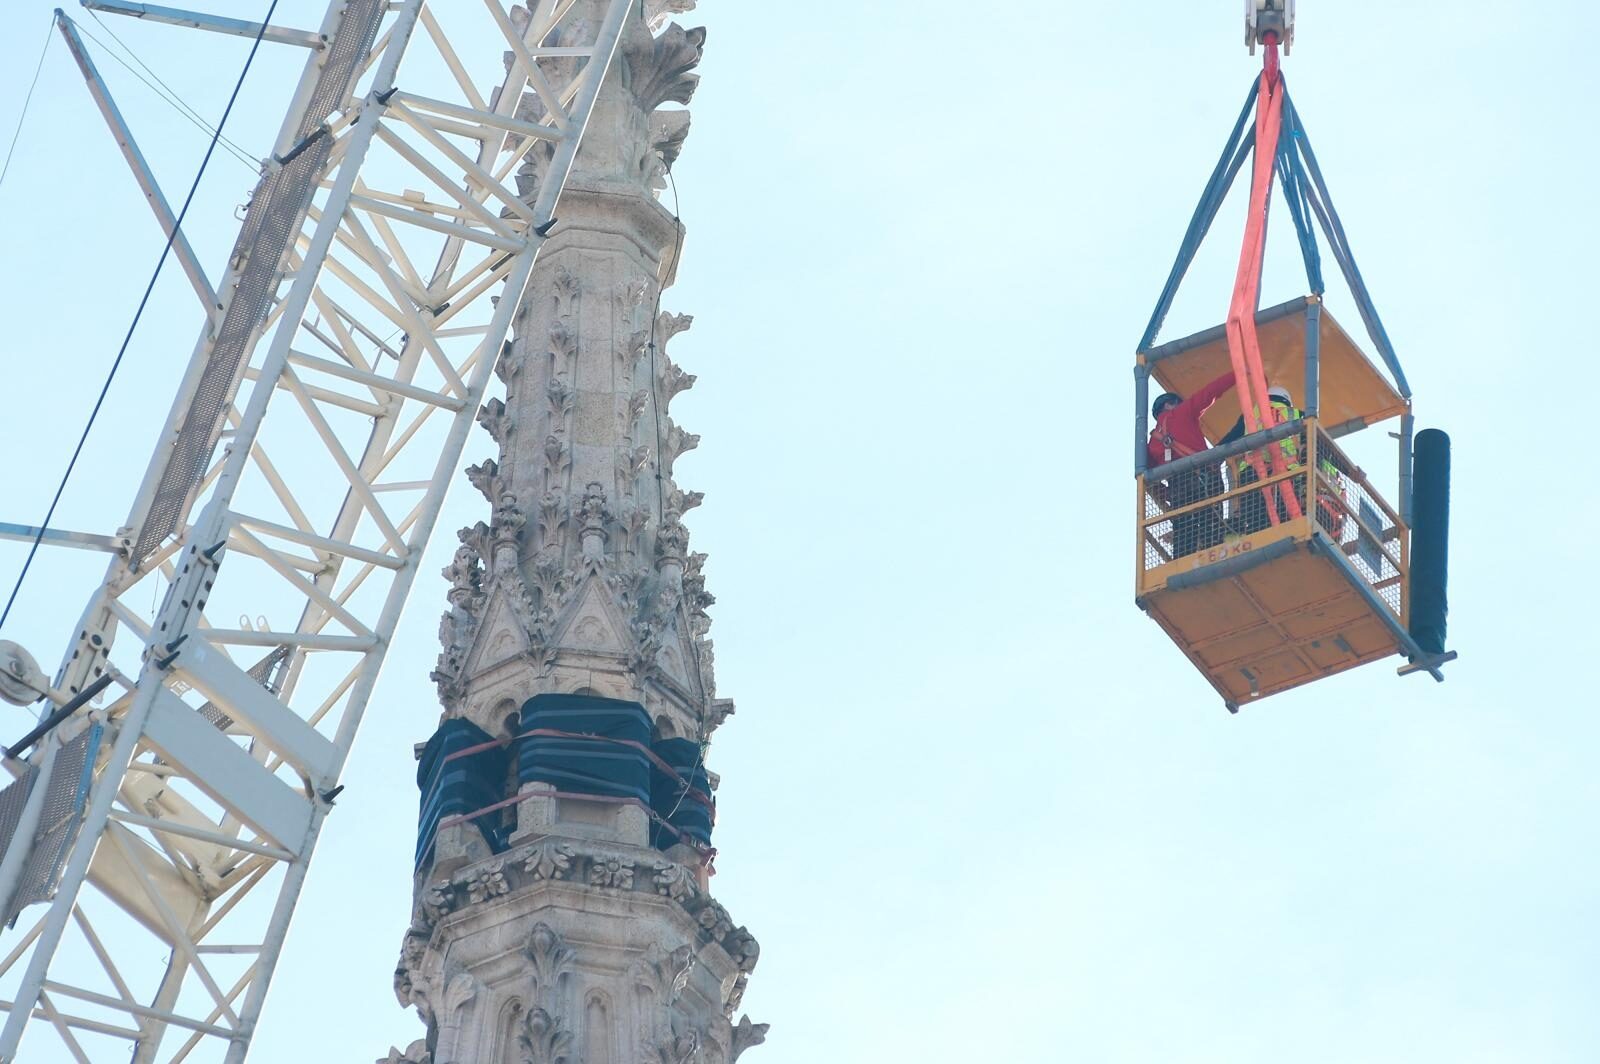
[394,4,761,1060]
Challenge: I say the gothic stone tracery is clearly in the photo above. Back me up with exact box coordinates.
[386,3,761,1062]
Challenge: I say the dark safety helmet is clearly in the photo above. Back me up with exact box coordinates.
[1153,392,1183,417]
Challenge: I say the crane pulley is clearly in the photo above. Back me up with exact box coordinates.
[1246,0,1295,55]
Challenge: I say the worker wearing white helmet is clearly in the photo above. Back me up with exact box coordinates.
[1222,383,1305,535]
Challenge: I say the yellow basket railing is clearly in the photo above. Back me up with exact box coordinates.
[1137,417,1407,623]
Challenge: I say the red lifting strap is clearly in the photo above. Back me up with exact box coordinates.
[1224,33,1303,524]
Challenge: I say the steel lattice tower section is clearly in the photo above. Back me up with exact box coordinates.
[0,0,683,1059]
[389,3,765,1061]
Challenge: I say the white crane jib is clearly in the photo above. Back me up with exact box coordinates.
[0,0,638,1059]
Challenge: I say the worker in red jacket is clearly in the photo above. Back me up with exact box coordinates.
[1148,370,1235,557]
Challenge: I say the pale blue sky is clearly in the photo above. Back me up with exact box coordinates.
[0,1,1596,1061]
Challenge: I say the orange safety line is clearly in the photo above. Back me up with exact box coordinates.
[1224,33,1302,525]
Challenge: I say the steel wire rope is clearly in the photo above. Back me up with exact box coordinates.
[75,13,260,172]
[0,0,283,636]
[0,14,57,198]
[85,7,251,147]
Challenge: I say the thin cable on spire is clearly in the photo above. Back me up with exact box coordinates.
[646,168,686,524]
[645,168,714,821]
[0,0,283,633]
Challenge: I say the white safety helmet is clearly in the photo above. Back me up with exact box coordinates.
[1267,384,1293,405]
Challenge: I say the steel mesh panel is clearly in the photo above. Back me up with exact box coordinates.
[132,136,333,566]
[1141,460,1238,570]
[1143,490,1174,571]
[297,0,386,141]
[4,725,101,925]
[130,0,389,566]
[0,766,38,874]
[199,644,290,730]
[1313,443,1405,618]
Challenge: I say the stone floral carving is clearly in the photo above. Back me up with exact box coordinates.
[420,882,456,926]
[656,513,689,568]
[492,493,526,559]
[652,861,697,902]
[619,279,652,367]
[524,841,574,881]
[588,855,635,890]
[537,489,568,547]
[527,922,576,993]
[552,265,581,306]
[667,488,703,514]
[694,900,732,942]
[621,445,652,480]
[646,1029,702,1064]
[634,943,696,1005]
[723,974,748,1017]
[657,311,693,346]
[548,319,578,364]
[619,504,651,556]
[646,0,697,32]
[461,863,509,904]
[682,552,714,618]
[696,638,718,700]
[466,458,502,504]
[722,927,759,974]
[478,397,511,450]
[443,541,484,600]
[517,1007,573,1064]
[730,1016,768,1061]
[546,376,574,418]
[494,337,525,387]
[662,358,697,400]
[647,111,692,187]
[543,433,570,476]
[626,24,707,112]
[394,925,431,1000]
[529,545,574,610]
[663,422,699,467]
[377,1038,431,1064]
[457,521,494,566]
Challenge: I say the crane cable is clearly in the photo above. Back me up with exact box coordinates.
[0,0,283,633]
[0,14,56,198]
[78,10,261,173]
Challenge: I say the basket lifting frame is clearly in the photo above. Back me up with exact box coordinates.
[1133,26,1454,688]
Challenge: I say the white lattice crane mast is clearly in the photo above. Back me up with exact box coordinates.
[0,0,638,1059]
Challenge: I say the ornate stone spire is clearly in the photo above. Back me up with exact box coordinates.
[389,4,763,1062]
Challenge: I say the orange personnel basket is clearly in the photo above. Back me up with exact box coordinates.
[1134,55,1453,711]
[1136,299,1437,711]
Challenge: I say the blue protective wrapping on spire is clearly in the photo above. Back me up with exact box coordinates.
[649,737,714,849]
[516,693,652,804]
[415,718,508,871]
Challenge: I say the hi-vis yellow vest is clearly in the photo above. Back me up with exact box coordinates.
[1236,401,1301,476]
